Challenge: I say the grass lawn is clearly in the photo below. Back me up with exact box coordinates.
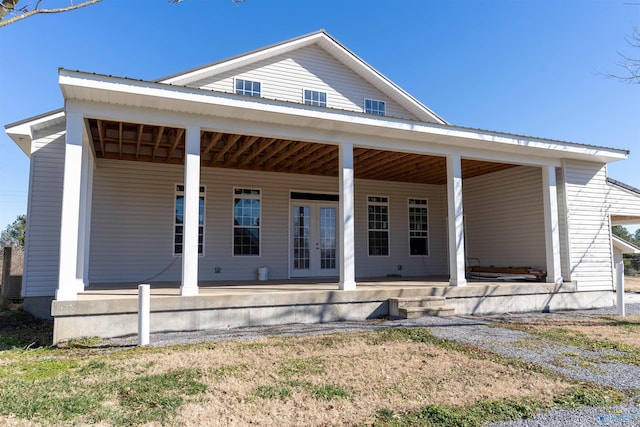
[0,306,631,426]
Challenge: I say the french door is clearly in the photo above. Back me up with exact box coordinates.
[291,202,339,277]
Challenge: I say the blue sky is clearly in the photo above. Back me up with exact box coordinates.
[1,0,639,232]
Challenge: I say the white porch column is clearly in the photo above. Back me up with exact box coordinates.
[77,140,94,290]
[542,165,563,284]
[180,125,201,296]
[447,155,467,287]
[339,142,356,290]
[57,111,87,300]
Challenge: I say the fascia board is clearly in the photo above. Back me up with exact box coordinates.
[59,70,628,164]
[4,109,66,157]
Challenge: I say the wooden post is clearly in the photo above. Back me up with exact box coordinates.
[1,247,11,310]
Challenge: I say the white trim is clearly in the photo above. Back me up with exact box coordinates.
[180,125,201,296]
[366,195,390,257]
[612,235,640,254]
[232,187,262,257]
[408,198,430,257]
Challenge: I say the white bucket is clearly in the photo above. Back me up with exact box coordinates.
[257,267,269,281]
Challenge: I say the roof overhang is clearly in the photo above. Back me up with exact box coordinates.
[56,69,628,165]
[4,109,65,157]
[612,235,640,254]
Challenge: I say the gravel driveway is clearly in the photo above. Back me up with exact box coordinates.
[102,299,640,426]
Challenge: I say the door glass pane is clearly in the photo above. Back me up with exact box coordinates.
[320,207,336,269]
[293,206,310,269]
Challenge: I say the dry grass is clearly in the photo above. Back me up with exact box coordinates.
[625,275,640,292]
[502,316,640,349]
[111,332,570,426]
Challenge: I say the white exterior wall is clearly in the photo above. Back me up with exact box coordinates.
[88,160,448,284]
[463,166,546,270]
[22,124,66,297]
[191,45,417,120]
[563,160,614,290]
[354,179,448,277]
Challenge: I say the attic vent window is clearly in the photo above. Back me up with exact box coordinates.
[303,89,327,107]
[235,79,261,97]
[364,98,385,116]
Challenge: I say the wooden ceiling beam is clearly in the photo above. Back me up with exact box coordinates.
[288,145,335,173]
[252,140,289,167]
[201,132,223,158]
[228,135,259,164]
[356,152,409,175]
[238,137,276,167]
[213,133,242,165]
[276,142,325,169]
[165,128,185,162]
[263,141,306,171]
[96,120,106,158]
[135,124,144,160]
[151,126,165,161]
[307,150,338,174]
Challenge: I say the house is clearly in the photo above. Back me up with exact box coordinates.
[5,31,640,343]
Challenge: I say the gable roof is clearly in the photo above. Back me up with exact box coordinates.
[159,30,447,125]
[608,177,640,196]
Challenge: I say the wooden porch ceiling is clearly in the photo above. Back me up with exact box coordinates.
[87,119,517,184]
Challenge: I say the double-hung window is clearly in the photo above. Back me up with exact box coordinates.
[364,98,385,116]
[233,188,261,256]
[235,79,261,97]
[303,89,327,107]
[408,198,429,256]
[174,184,205,255]
[368,196,389,256]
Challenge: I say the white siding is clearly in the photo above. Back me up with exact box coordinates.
[607,182,640,217]
[88,161,448,283]
[22,125,66,297]
[463,166,546,270]
[563,160,613,290]
[191,45,418,121]
[354,180,448,277]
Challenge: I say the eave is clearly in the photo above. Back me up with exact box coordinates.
[4,108,65,157]
[58,69,629,165]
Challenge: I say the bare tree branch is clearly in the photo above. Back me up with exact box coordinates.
[605,26,640,84]
[0,0,102,27]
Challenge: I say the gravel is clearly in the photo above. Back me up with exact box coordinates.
[101,300,640,426]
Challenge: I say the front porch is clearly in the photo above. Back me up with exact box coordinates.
[50,277,611,344]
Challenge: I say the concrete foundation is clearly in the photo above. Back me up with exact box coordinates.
[50,281,615,344]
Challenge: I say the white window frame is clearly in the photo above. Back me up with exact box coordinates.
[364,98,386,116]
[234,78,261,97]
[173,184,206,257]
[303,89,327,107]
[408,198,430,257]
[367,195,390,257]
[232,187,262,257]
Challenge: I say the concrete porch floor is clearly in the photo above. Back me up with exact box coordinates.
[78,276,458,299]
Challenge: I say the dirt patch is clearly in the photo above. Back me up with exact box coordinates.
[114,332,570,426]
[625,275,640,292]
